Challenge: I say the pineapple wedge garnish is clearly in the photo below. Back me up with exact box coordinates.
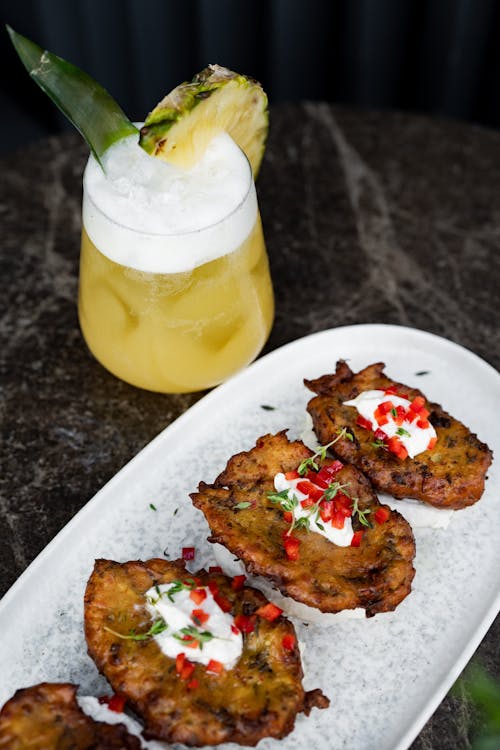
[139,65,268,177]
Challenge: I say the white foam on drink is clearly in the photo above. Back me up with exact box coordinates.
[83,131,257,273]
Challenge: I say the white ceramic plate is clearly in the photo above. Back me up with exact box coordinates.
[1,324,499,750]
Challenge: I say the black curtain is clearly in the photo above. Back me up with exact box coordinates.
[1,0,500,155]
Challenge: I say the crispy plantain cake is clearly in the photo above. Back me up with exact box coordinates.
[305,361,493,509]
[84,558,328,747]
[0,682,140,750]
[191,432,415,617]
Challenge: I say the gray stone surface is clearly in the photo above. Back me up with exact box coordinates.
[1,103,499,747]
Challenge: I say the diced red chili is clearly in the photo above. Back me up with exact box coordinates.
[284,535,301,561]
[374,406,389,426]
[185,638,199,649]
[410,396,425,413]
[283,510,293,523]
[256,602,283,621]
[374,507,390,524]
[310,472,329,489]
[189,588,207,605]
[206,659,223,674]
[282,634,296,650]
[300,496,316,509]
[187,678,199,690]
[417,418,430,429]
[406,410,417,423]
[208,566,222,574]
[207,579,219,596]
[380,400,394,414]
[387,436,408,460]
[180,661,195,681]
[394,405,406,425]
[231,575,246,591]
[331,510,346,529]
[384,386,399,395]
[427,436,437,450]
[374,428,387,442]
[319,500,334,522]
[356,414,373,431]
[336,492,352,514]
[231,624,240,635]
[191,608,209,626]
[214,593,232,613]
[297,480,322,501]
[350,530,364,547]
[285,470,300,480]
[99,694,127,713]
[182,547,195,561]
[234,614,255,633]
[175,652,186,675]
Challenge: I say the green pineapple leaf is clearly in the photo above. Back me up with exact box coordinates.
[6,25,138,168]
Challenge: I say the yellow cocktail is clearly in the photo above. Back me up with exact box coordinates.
[79,132,274,393]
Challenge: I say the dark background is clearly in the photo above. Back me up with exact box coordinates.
[2,0,500,155]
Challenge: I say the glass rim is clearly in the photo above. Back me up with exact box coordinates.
[83,136,255,240]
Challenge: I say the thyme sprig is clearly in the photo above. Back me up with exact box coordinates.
[173,625,214,649]
[370,439,388,450]
[297,427,353,475]
[165,578,197,602]
[104,617,168,641]
[351,497,372,528]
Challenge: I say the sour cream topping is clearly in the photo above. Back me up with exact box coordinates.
[145,583,242,669]
[343,390,436,459]
[274,473,354,547]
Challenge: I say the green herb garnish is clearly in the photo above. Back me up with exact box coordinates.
[149,503,157,511]
[166,578,197,601]
[370,439,387,450]
[396,427,411,438]
[260,404,275,411]
[351,497,372,528]
[297,427,352,475]
[173,625,214,649]
[234,501,252,510]
[104,617,168,641]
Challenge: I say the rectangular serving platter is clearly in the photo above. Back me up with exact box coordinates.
[1,324,499,750]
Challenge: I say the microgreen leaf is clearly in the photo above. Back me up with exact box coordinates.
[297,427,351,476]
[234,501,252,510]
[173,626,214,650]
[351,497,372,528]
[396,427,411,438]
[370,439,387,450]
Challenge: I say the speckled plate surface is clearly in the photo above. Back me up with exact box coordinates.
[1,324,499,750]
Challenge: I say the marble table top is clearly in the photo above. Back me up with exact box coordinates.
[1,103,499,748]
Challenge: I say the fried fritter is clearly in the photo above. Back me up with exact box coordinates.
[0,682,140,750]
[84,558,328,747]
[305,361,493,509]
[191,432,415,617]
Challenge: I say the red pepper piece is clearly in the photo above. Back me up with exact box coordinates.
[331,510,346,529]
[182,547,195,561]
[206,659,224,674]
[283,510,293,523]
[191,608,209,626]
[374,507,391,524]
[427,436,437,450]
[319,500,334,522]
[231,624,240,635]
[417,417,430,429]
[180,661,195,681]
[374,428,387,442]
[300,496,316,509]
[380,400,394,414]
[374,406,389,426]
[410,396,426,413]
[231,575,246,591]
[234,613,255,633]
[297,480,321,498]
[207,579,219,596]
[350,530,363,547]
[208,566,222,574]
[98,694,127,713]
[187,678,199,690]
[189,588,207,605]
[256,602,283,621]
[384,385,399,395]
[285,470,300,480]
[387,436,408,460]
[305,470,325,487]
[406,410,417,423]
[284,535,301,561]
[282,634,296,650]
[336,492,353,516]
[214,593,232,613]
[176,652,186,675]
[310,473,329,489]
[394,405,406,425]
[356,414,373,431]
[318,461,343,481]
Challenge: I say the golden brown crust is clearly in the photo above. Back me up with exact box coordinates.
[191,432,416,617]
[84,558,328,747]
[0,682,140,750]
[305,361,493,509]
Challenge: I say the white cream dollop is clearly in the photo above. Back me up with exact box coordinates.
[145,583,242,669]
[343,389,436,459]
[273,473,354,547]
